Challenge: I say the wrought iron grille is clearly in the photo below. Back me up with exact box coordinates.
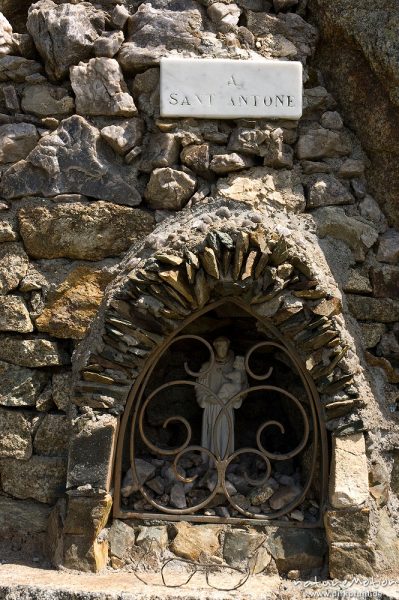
[114,301,327,525]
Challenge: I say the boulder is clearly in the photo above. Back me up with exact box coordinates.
[109,520,136,560]
[145,168,197,210]
[0,123,38,164]
[171,522,221,560]
[118,3,203,72]
[0,55,42,82]
[376,229,399,264]
[0,360,48,407]
[35,266,113,340]
[207,3,241,30]
[324,508,370,544]
[1,116,142,205]
[210,153,254,174]
[0,409,32,459]
[329,543,375,578]
[265,528,327,572]
[21,84,74,117]
[27,0,105,80]
[0,455,67,504]
[121,459,156,496]
[370,265,399,299]
[0,336,70,367]
[0,295,33,332]
[71,58,137,117]
[347,295,399,323]
[94,31,124,58]
[140,132,180,173]
[0,496,50,535]
[0,242,29,295]
[18,201,155,260]
[136,526,168,552]
[223,529,265,568]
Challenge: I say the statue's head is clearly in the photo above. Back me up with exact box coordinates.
[213,336,230,360]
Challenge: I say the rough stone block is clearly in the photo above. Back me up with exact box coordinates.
[329,433,369,509]
[0,409,32,459]
[0,122,38,164]
[0,455,67,504]
[264,528,327,573]
[171,522,221,561]
[0,295,33,332]
[63,534,108,573]
[0,242,29,295]
[324,507,370,544]
[64,492,112,538]
[33,414,70,457]
[329,543,375,579]
[67,414,118,490]
[109,519,136,559]
[0,336,70,367]
[0,360,48,407]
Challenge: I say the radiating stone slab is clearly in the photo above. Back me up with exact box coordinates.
[330,433,369,509]
[160,58,302,119]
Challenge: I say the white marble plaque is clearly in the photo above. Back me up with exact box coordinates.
[160,58,302,120]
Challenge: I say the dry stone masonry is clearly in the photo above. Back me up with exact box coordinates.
[0,0,398,584]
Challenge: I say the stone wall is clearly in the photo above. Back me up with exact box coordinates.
[0,0,398,579]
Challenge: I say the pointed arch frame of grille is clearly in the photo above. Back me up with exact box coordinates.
[113,298,328,527]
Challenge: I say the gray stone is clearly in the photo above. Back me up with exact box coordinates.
[180,143,210,175]
[145,168,197,210]
[121,459,156,496]
[1,116,142,205]
[347,295,399,323]
[0,219,17,242]
[269,485,301,510]
[0,295,33,332]
[70,58,137,117]
[339,159,365,178]
[0,496,51,534]
[359,323,386,349]
[136,525,168,552]
[112,4,129,29]
[320,111,343,130]
[67,414,118,490]
[140,132,180,173]
[307,174,354,208]
[329,543,375,578]
[0,455,67,504]
[170,482,187,509]
[376,229,399,264]
[0,336,70,367]
[370,265,399,299]
[100,119,144,155]
[109,519,136,559]
[0,360,48,407]
[207,3,241,30]
[265,528,327,572]
[296,128,351,160]
[34,414,70,457]
[27,0,105,80]
[0,123,38,163]
[0,55,42,82]
[210,153,254,174]
[94,31,124,58]
[248,482,276,506]
[118,3,203,72]
[21,84,74,117]
[223,529,265,568]
[0,408,32,459]
[18,201,155,260]
[0,243,29,295]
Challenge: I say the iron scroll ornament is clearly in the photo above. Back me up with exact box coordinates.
[123,329,321,522]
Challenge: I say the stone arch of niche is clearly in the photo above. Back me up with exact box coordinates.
[113,296,328,525]
[63,221,364,572]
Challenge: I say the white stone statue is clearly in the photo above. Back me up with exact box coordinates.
[195,337,248,461]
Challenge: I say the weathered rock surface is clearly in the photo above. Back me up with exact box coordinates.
[0,243,29,295]
[27,0,105,80]
[52,372,71,412]
[21,84,74,117]
[94,31,124,59]
[0,455,67,504]
[100,119,144,155]
[109,520,136,560]
[145,168,196,210]
[70,58,137,117]
[329,433,369,508]
[0,409,32,459]
[0,12,14,56]
[376,229,399,263]
[309,0,399,227]
[216,166,305,212]
[0,123,38,164]
[265,528,327,571]
[35,266,113,339]
[0,336,70,367]
[347,296,399,323]
[18,202,155,260]
[0,296,33,332]
[118,3,203,72]
[0,360,47,407]
[33,414,70,457]
[1,116,142,205]
[0,496,50,534]
[0,55,42,81]
[306,175,354,208]
[136,525,168,552]
[140,133,180,173]
[296,129,351,160]
[171,522,221,561]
